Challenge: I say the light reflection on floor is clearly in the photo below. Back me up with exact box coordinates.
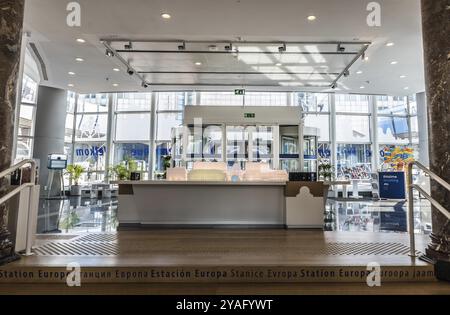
[324,198,432,234]
[37,197,432,235]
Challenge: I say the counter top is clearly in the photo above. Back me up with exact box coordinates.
[112,180,287,186]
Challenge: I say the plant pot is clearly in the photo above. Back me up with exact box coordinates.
[70,185,82,196]
[130,172,141,181]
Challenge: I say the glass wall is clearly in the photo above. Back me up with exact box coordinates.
[335,94,372,179]
[15,74,38,161]
[71,94,109,184]
[56,91,423,184]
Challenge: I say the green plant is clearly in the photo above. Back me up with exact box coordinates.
[109,164,130,180]
[65,164,85,185]
[163,155,172,170]
[127,158,138,173]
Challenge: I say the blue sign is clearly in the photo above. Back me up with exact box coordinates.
[379,171,406,199]
[75,145,106,157]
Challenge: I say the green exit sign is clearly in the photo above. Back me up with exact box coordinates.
[244,113,255,118]
[234,89,245,95]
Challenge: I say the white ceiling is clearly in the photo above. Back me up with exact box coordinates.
[24,0,425,95]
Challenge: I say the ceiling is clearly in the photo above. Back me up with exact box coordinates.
[24,0,425,95]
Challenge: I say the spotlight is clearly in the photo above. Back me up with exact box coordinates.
[178,41,186,51]
[337,44,345,52]
[105,49,114,57]
[331,82,337,89]
[343,70,350,77]
[127,68,135,75]
[141,81,149,88]
[278,43,286,53]
[124,41,133,50]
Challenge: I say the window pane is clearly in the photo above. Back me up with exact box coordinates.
[115,113,150,141]
[336,115,371,142]
[77,94,109,112]
[410,115,419,144]
[376,95,407,114]
[21,74,38,104]
[156,112,182,141]
[73,143,107,171]
[16,137,33,160]
[114,143,149,170]
[157,92,185,111]
[18,105,35,137]
[252,126,274,161]
[65,113,74,142]
[377,116,410,144]
[304,114,330,141]
[244,92,288,106]
[226,126,249,160]
[408,95,417,115]
[75,113,108,141]
[67,91,76,113]
[116,92,151,111]
[155,142,171,173]
[335,94,370,113]
[77,172,106,185]
[296,92,329,112]
[200,92,243,106]
[336,144,372,179]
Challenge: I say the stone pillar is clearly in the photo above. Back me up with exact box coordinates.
[421,0,450,261]
[33,86,67,189]
[0,0,25,265]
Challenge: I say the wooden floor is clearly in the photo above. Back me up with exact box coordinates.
[11,229,433,267]
[0,229,448,294]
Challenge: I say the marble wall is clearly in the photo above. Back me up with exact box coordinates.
[0,0,25,264]
[421,0,450,260]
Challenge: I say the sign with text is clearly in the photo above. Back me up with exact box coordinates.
[234,89,245,95]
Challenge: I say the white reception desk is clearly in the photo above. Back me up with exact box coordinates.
[115,180,287,228]
[114,180,329,229]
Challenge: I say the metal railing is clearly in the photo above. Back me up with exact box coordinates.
[407,161,450,257]
[0,159,37,256]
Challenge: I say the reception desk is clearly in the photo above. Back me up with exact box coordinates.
[115,180,329,229]
[115,181,286,228]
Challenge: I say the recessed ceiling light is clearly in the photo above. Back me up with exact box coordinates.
[390,61,398,65]
[113,68,120,72]
[113,83,119,87]
[75,57,84,62]
[356,70,363,74]
[76,38,85,43]
[194,62,202,66]
[307,15,316,21]
[360,86,365,89]
[400,75,406,78]
[404,87,409,90]
[386,42,395,47]
[161,13,171,19]
[67,84,74,87]
[276,62,282,66]
[363,56,369,61]
[68,71,75,75]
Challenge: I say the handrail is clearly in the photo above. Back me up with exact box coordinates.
[0,159,36,184]
[0,159,37,256]
[407,161,450,257]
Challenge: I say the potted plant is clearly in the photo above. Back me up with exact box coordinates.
[66,164,85,196]
[127,158,141,181]
[109,164,130,181]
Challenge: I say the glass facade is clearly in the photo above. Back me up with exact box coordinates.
[15,74,38,161]
[56,91,424,184]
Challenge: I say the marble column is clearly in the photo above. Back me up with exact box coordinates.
[421,0,450,261]
[0,0,25,265]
